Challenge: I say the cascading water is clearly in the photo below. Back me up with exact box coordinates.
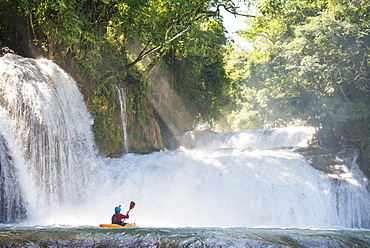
[0,134,26,223]
[116,86,129,153]
[94,127,370,229]
[1,54,370,231]
[0,54,100,224]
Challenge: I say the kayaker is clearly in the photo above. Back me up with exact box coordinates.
[111,206,129,226]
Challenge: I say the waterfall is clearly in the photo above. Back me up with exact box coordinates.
[94,127,370,229]
[1,54,370,229]
[116,86,129,153]
[0,54,100,223]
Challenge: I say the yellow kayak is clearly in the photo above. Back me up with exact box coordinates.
[99,223,136,228]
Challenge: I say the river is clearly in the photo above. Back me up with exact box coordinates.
[1,226,370,247]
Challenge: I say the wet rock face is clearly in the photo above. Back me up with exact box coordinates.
[1,47,15,57]
[310,151,352,175]
[296,146,364,177]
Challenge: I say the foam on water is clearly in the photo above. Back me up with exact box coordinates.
[87,136,370,229]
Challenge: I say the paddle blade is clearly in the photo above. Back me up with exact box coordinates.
[129,201,136,210]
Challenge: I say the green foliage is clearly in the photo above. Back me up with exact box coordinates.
[231,0,370,133]
[227,0,370,174]
[281,12,370,129]
[239,0,328,44]
[7,0,250,153]
[164,18,231,124]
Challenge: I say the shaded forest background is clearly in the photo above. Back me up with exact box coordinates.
[1,0,370,175]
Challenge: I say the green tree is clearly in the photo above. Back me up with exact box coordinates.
[165,18,231,125]
[229,0,370,174]
[6,0,255,153]
[233,0,370,134]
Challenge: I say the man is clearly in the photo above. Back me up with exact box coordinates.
[111,206,129,226]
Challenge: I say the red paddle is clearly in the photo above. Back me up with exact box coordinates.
[127,201,136,214]
[123,201,135,222]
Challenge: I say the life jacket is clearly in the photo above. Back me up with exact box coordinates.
[112,213,120,224]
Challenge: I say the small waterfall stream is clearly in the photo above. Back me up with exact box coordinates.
[116,86,129,153]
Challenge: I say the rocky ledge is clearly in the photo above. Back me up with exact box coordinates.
[294,146,363,177]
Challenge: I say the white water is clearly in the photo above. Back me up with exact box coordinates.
[1,54,370,229]
[89,129,370,229]
[0,54,100,223]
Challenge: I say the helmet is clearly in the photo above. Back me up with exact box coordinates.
[115,206,121,212]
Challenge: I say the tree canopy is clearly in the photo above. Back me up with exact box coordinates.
[223,0,370,172]
[1,0,255,152]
